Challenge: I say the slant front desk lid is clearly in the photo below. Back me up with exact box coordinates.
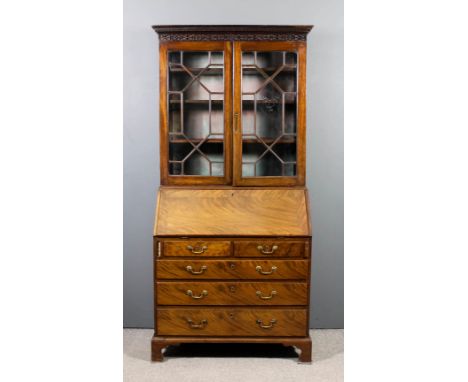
[154,188,311,237]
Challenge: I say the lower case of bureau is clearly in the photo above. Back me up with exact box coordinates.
[157,307,307,337]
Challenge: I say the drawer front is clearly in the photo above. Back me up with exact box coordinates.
[157,259,309,280]
[163,240,231,257]
[234,240,306,258]
[157,307,307,337]
[157,281,308,306]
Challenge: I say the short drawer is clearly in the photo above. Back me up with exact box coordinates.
[163,240,231,257]
[234,240,306,258]
[157,281,308,306]
[157,307,307,337]
[156,259,309,280]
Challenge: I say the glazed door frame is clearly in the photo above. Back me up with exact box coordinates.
[233,41,307,187]
[159,41,232,185]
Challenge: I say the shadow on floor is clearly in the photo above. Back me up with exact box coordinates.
[163,343,299,359]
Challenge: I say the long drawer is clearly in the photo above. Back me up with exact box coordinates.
[157,281,308,305]
[156,259,309,280]
[157,307,307,337]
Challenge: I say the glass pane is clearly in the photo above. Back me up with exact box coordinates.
[168,50,224,176]
[241,51,298,177]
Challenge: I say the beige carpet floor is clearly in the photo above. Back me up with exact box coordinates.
[124,329,343,382]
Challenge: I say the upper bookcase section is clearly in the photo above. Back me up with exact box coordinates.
[152,25,313,41]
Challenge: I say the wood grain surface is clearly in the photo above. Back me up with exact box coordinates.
[163,240,231,257]
[154,188,310,236]
[234,240,306,258]
[156,259,309,280]
[156,281,308,305]
[157,307,307,336]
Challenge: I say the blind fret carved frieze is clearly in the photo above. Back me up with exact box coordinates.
[158,33,307,41]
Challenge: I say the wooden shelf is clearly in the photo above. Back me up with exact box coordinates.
[169,66,296,74]
[169,67,223,74]
[168,138,296,144]
[169,99,295,105]
[242,99,296,105]
[242,138,296,144]
[242,66,296,73]
[169,99,224,104]
[169,138,224,143]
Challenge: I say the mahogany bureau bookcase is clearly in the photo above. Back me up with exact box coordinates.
[151,25,313,362]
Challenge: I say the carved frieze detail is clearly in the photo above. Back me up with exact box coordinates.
[158,33,307,41]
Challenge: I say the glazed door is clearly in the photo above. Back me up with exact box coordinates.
[160,41,232,185]
[233,41,306,186]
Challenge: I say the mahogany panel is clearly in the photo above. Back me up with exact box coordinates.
[157,307,307,336]
[156,259,309,280]
[234,240,305,258]
[156,281,308,305]
[163,240,231,257]
[154,188,310,236]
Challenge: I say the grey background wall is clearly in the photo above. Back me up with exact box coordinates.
[124,0,343,328]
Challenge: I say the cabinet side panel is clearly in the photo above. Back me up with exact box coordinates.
[159,43,169,184]
[296,43,307,186]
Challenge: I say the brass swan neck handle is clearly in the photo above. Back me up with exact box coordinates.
[256,319,277,329]
[186,319,208,329]
[187,245,208,254]
[186,290,208,299]
[257,245,278,254]
[255,265,277,275]
[256,290,277,300]
[185,265,207,275]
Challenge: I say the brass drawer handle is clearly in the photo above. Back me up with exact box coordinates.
[185,265,207,275]
[256,319,277,329]
[186,290,208,299]
[187,245,208,254]
[187,319,208,329]
[257,245,278,254]
[256,290,277,300]
[255,265,277,275]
